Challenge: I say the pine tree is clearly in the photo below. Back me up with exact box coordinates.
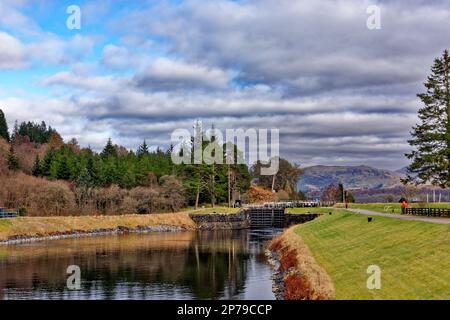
[405,50,450,188]
[76,167,93,188]
[32,155,41,176]
[41,148,56,176]
[56,156,71,180]
[137,140,149,157]
[7,144,19,171]
[0,109,10,142]
[101,138,117,158]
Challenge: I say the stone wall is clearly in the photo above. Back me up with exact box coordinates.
[189,210,250,230]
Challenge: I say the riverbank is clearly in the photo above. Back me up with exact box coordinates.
[0,213,197,244]
[268,226,334,300]
[0,207,252,244]
[277,209,450,300]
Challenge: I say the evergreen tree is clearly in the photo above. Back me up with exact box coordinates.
[56,156,71,180]
[405,50,450,188]
[41,148,56,176]
[76,167,94,188]
[137,140,149,157]
[101,138,117,158]
[0,109,10,142]
[7,144,19,171]
[32,155,41,177]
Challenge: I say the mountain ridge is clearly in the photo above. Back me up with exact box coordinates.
[297,165,404,193]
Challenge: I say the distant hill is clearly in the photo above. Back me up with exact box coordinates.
[297,165,404,193]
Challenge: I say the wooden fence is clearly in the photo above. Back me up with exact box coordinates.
[404,207,450,217]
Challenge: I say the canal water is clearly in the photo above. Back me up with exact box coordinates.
[0,229,280,300]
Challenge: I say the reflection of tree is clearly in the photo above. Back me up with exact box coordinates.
[0,230,263,300]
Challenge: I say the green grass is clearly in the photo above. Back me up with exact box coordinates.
[334,202,450,215]
[294,210,450,300]
[286,207,333,215]
[186,206,240,215]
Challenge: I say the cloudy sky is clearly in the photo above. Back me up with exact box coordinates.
[0,0,449,170]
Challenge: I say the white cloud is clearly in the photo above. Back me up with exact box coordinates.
[0,32,26,69]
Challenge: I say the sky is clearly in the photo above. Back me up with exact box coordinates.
[0,0,449,170]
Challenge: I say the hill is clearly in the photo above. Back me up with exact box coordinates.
[297,165,404,193]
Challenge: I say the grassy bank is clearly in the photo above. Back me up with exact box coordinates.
[270,226,335,300]
[187,206,240,215]
[0,213,197,242]
[293,210,450,299]
[286,208,334,215]
[334,202,450,214]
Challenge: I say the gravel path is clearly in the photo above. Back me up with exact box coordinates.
[346,208,450,225]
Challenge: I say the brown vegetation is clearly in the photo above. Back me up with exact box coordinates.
[0,212,196,241]
[246,185,276,203]
[0,171,186,216]
[269,226,335,300]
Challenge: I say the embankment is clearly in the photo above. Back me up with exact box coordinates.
[268,226,335,300]
[0,213,197,244]
[189,210,250,230]
[0,209,251,244]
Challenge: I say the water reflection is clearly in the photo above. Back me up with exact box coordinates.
[0,229,280,300]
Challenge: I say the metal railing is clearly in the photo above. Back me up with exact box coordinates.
[0,208,18,218]
[404,207,450,217]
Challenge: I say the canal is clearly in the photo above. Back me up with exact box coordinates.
[0,229,281,300]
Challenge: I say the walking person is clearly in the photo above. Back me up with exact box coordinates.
[401,199,407,214]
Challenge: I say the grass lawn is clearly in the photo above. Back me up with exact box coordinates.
[294,210,450,299]
[286,207,334,215]
[186,206,240,215]
[334,202,450,215]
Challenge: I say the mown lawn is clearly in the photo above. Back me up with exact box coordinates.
[294,210,450,300]
[286,207,334,215]
[186,206,240,215]
[334,202,450,215]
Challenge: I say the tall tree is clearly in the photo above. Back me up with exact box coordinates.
[0,109,10,142]
[405,50,450,188]
[7,144,19,171]
[101,138,118,158]
[137,140,149,157]
[32,155,41,177]
[56,156,71,180]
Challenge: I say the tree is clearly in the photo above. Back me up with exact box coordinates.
[41,148,56,176]
[251,157,302,196]
[101,138,117,158]
[320,184,341,202]
[0,109,10,142]
[404,50,450,188]
[7,144,19,171]
[56,156,71,180]
[32,155,41,176]
[137,140,149,157]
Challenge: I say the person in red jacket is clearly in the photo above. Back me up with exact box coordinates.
[401,200,407,214]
